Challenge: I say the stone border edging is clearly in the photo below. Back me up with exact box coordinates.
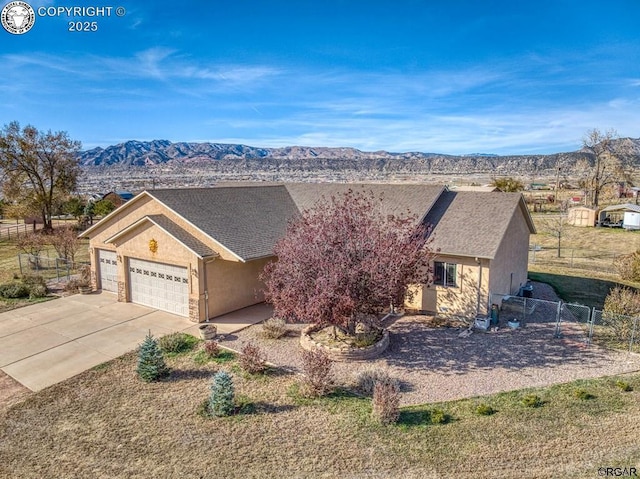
[300,325,390,361]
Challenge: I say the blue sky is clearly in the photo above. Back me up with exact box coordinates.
[1,0,639,154]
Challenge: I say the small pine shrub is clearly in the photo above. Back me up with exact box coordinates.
[300,348,334,397]
[475,403,496,416]
[0,282,30,299]
[261,317,288,339]
[521,394,543,408]
[372,380,400,425]
[136,331,170,382]
[239,342,267,374]
[574,388,595,400]
[204,340,220,358]
[158,332,197,354]
[616,380,633,392]
[354,367,399,396]
[209,371,235,417]
[430,408,450,424]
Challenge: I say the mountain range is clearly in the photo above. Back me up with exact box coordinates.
[77,138,640,174]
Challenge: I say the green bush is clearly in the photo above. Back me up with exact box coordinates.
[353,329,382,348]
[136,332,170,382]
[475,403,496,416]
[209,371,235,417]
[430,408,450,424]
[521,394,543,408]
[28,283,48,299]
[574,388,595,400]
[0,282,30,299]
[615,380,633,392]
[158,332,198,354]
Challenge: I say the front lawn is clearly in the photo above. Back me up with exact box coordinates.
[1,340,639,478]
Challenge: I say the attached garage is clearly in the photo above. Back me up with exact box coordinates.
[128,258,189,317]
[97,249,118,293]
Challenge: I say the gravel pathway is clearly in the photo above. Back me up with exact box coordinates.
[221,282,640,406]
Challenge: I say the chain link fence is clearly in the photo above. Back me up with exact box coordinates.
[17,254,84,283]
[489,293,639,352]
[528,247,619,274]
[590,309,640,354]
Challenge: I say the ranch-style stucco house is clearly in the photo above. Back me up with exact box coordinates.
[80,183,535,322]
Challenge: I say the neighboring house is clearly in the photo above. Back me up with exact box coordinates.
[80,183,535,322]
[102,191,135,207]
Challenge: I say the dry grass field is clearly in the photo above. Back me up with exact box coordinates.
[528,212,640,308]
[1,345,639,478]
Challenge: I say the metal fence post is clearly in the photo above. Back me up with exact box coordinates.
[554,301,563,338]
[588,307,597,345]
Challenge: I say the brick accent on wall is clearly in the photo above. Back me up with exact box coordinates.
[117,281,126,302]
[189,298,200,323]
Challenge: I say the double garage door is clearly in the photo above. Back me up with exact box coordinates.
[128,258,189,317]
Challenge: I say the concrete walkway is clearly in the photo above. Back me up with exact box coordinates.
[0,293,271,392]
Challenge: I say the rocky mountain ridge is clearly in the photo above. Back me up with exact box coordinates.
[78,138,640,175]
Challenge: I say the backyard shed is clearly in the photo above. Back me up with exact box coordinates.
[567,206,597,227]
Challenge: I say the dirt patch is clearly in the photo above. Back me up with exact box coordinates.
[0,370,32,414]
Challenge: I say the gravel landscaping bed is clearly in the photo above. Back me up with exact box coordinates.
[221,282,640,406]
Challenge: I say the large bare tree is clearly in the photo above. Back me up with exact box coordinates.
[0,122,81,231]
[582,128,632,208]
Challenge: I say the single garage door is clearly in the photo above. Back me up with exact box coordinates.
[128,258,189,317]
[97,249,118,293]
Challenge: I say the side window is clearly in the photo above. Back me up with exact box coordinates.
[433,261,457,287]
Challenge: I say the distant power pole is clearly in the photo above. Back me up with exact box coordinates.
[554,166,561,203]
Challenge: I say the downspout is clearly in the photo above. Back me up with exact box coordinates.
[475,257,482,316]
[202,255,218,321]
[203,258,209,321]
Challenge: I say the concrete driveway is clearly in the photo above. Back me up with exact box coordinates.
[0,293,271,392]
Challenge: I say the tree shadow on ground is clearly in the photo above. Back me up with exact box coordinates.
[381,316,611,375]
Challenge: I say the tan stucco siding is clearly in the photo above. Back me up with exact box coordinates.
[205,257,273,318]
[107,222,198,268]
[406,255,490,318]
[96,222,203,320]
[488,207,531,296]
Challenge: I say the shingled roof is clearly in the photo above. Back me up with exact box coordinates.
[89,183,534,262]
[285,183,444,223]
[148,186,299,261]
[425,191,535,259]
